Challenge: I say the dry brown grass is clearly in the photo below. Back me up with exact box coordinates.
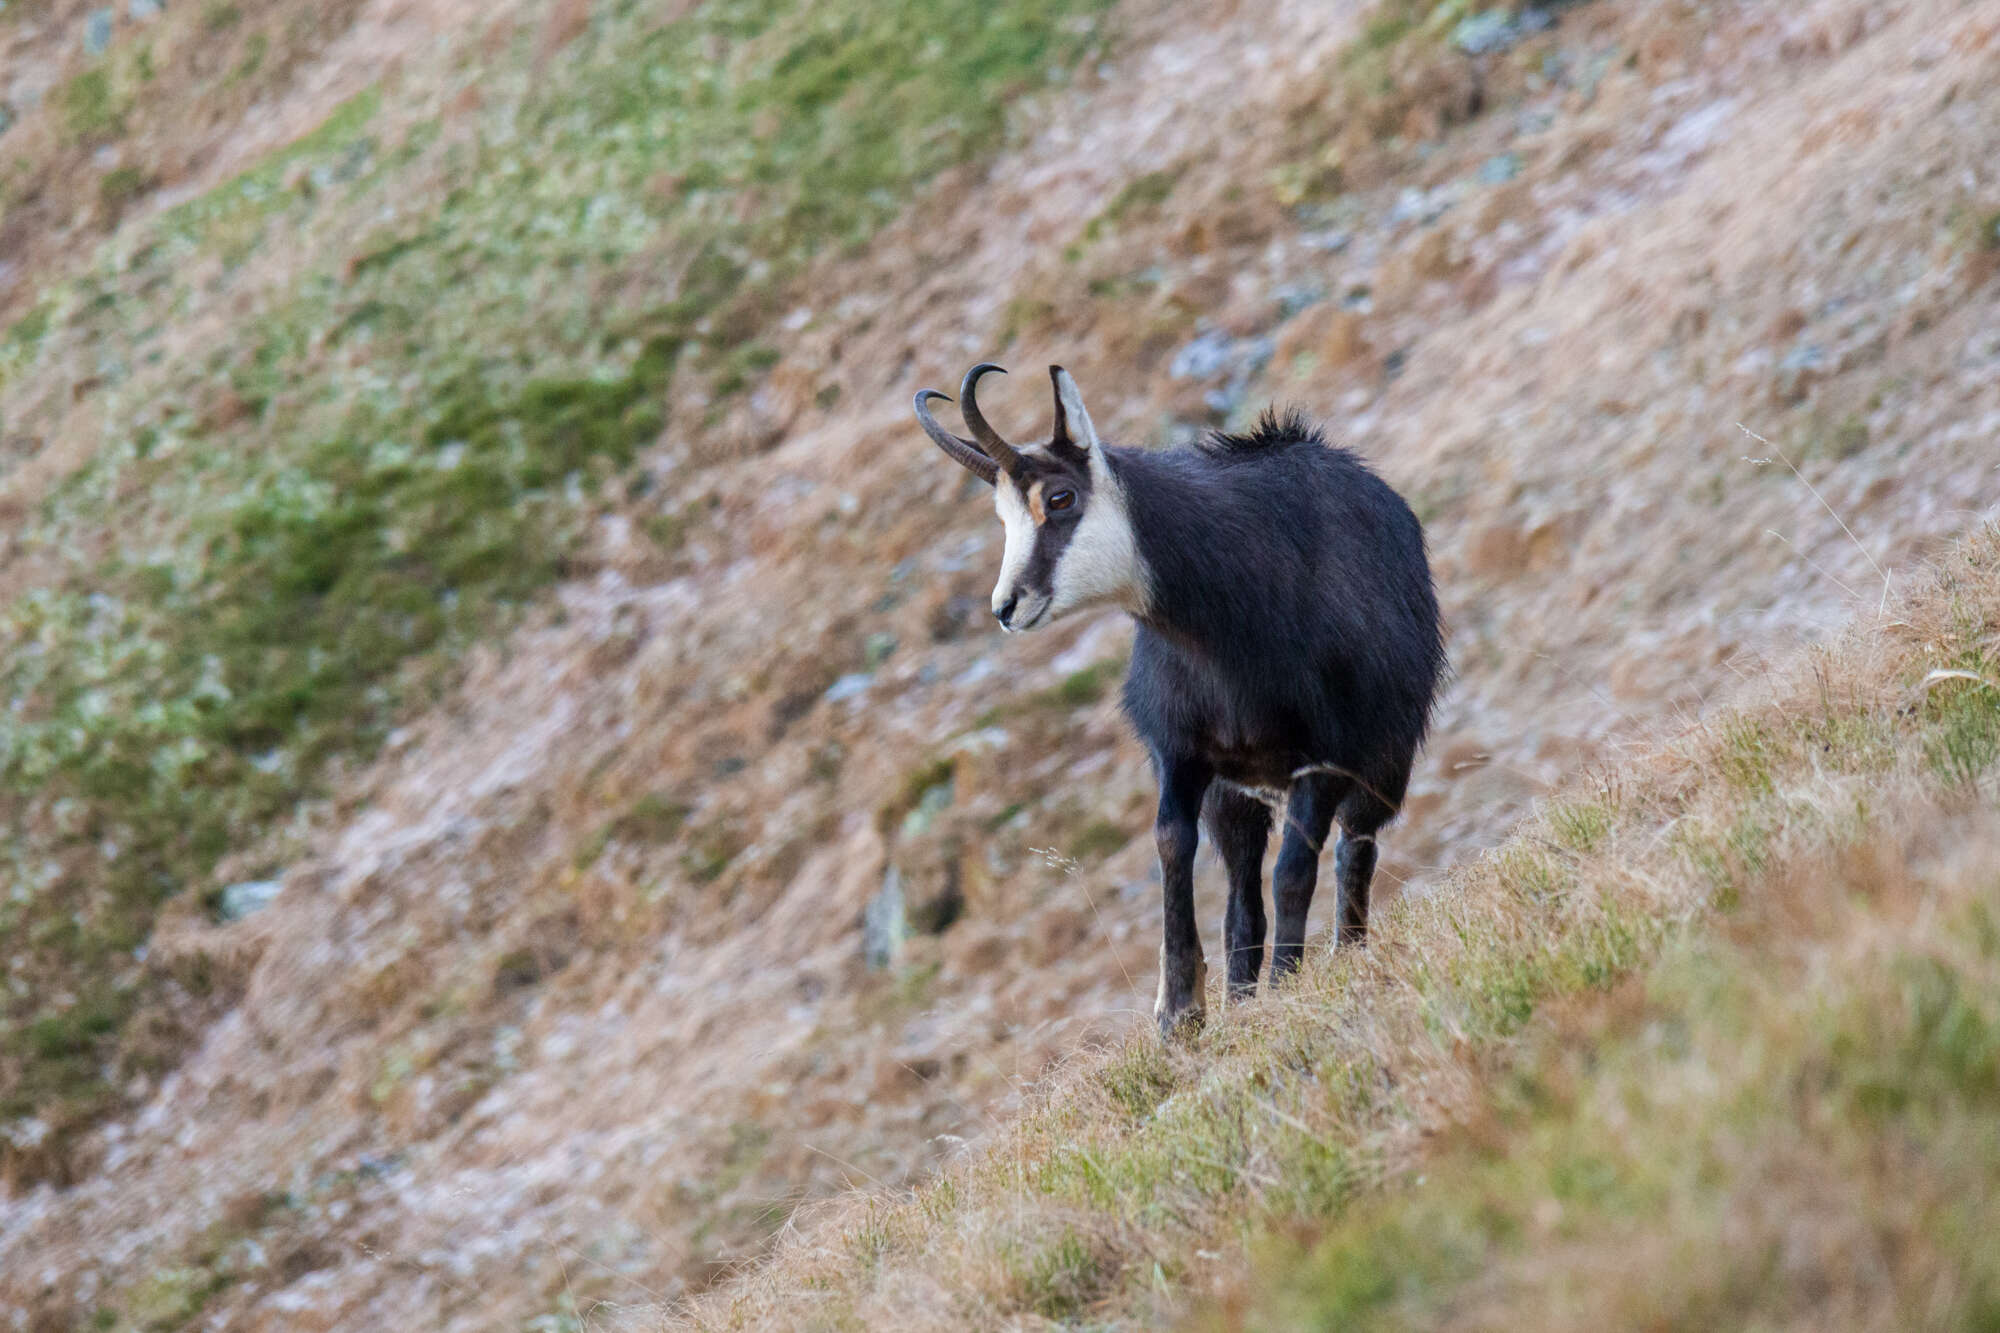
[650,523,2000,1330]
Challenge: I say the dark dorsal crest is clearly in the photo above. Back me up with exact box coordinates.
[912,363,1093,485]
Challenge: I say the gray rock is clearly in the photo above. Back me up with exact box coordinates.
[863,868,906,970]
[129,0,164,18]
[1774,342,1828,404]
[218,879,282,921]
[824,672,873,704]
[1453,7,1555,56]
[1452,11,1515,54]
[1168,326,1280,416]
[84,8,115,56]
[1172,328,1274,418]
[1300,229,1352,253]
[1274,283,1327,318]
[899,778,954,839]
[1169,329,1238,381]
[1390,184,1464,227]
[1478,152,1523,185]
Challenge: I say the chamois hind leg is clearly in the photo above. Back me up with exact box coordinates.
[1270,774,1343,981]
[1152,754,1214,1041]
[1204,785,1272,1004]
[1333,787,1398,947]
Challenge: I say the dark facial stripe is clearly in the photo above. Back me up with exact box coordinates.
[1014,458,1092,602]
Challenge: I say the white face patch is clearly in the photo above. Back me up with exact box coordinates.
[991,474,1039,628]
[987,369,1149,631]
[1047,449,1143,619]
[989,448,1147,631]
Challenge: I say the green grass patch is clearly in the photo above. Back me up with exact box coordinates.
[98,165,152,216]
[573,791,693,870]
[1545,797,1612,854]
[0,0,1115,1181]
[1081,169,1177,244]
[1013,1227,1105,1319]
[1069,818,1129,862]
[1919,657,2000,788]
[157,85,380,254]
[0,299,56,387]
[1097,1040,1177,1121]
[1032,657,1125,711]
[880,757,957,836]
[61,68,126,142]
[1254,883,2000,1330]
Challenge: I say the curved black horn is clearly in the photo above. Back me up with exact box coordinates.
[959,363,1026,478]
[913,389,998,486]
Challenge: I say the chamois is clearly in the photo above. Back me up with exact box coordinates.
[914,363,1445,1038]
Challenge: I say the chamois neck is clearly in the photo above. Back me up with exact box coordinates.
[1110,447,1278,662]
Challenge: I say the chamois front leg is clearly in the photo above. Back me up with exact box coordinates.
[1153,756,1213,1040]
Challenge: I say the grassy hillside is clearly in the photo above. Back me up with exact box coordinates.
[676,523,2000,1329]
[6,0,1999,1324]
[0,0,1111,1183]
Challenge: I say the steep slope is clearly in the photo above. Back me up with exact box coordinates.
[679,527,2000,1330]
[0,0,1997,1327]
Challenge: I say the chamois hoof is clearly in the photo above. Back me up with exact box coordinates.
[1156,1003,1206,1042]
[1153,949,1207,1042]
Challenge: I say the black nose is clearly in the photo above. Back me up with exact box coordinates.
[996,595,1018,627]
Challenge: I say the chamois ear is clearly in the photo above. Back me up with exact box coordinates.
[1048,366,1104,459]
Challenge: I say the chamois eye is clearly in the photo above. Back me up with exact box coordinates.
[1047,489,1076,513]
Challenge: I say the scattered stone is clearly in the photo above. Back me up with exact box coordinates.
[1452,7,1554,56]
[1168,329,1238,381]
[217,879,282,921]
[1300,229,1352,253]
[84,8,115,56]
[1477,152,1523,185]
[863,868,906,970]
[129,0,163,18]
[1388,182,1465,227]
[1168,328,1274,417]
[1774,342,1827,405]
[945,726,1010,755]
[1273,283,1327,319]
[899,778,953,839]
[823,672,873,704]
